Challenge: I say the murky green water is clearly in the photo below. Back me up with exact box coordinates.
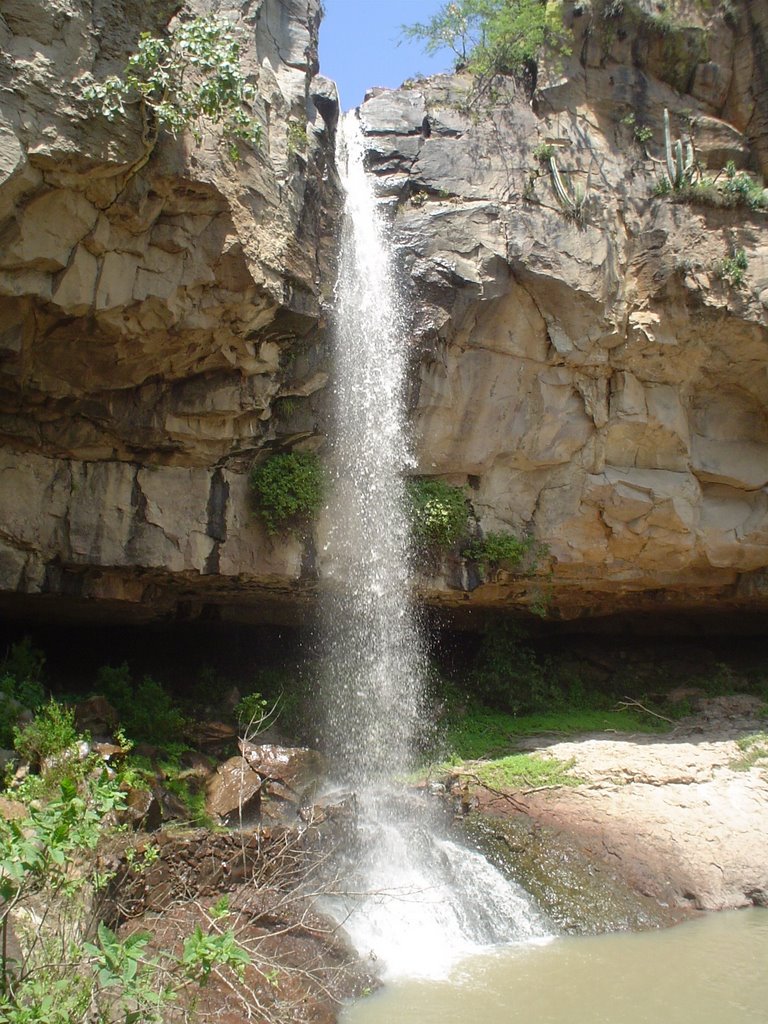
[343,909,768,1024]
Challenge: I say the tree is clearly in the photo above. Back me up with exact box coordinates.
[84,15,261,162]
[401,0,569,82]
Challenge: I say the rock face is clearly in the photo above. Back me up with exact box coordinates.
[358,0,768,622]
[485,697,768,912]
[0,0,338,621]
[1,0,767,628]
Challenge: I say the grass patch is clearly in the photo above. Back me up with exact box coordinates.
[471,752,580,789]
[731,732,768,771]
[444,706,667,761]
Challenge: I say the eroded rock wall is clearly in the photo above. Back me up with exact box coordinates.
[357,0,768,622]
[0,0,338,619]
[1,0,767,629]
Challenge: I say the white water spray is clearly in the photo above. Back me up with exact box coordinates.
[321,112,550,980]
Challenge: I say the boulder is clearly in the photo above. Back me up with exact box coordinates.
[206,756,263,827]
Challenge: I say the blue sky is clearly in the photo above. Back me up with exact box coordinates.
[319,0,452,110]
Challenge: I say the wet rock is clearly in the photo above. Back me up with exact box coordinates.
[205,756,263,826]
[460,813,681,934]
[190,721,238,753]
[239,741,327,809]
[117,786,163,832]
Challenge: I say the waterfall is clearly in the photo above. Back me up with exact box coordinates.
[322,112,424,784]
[319,112,550,981]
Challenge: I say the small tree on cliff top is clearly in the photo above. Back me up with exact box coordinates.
[84,15,261,162]
[401,0,569,82]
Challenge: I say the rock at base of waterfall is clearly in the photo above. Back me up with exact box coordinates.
[238,740,327,808]
[205,757,263,826]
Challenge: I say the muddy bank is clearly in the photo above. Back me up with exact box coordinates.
[469,697,768,913]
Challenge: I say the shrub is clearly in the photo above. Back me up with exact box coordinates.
[718,247,748,287]
[13,700,78,767]
[469,622,550,714]
[463,531,541,575]
[84,15,261,161]
[249,451,324,535]
[96,665,186,745]
[406,478,469,552]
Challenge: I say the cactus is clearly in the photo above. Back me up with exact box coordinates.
[548,155,588,223]
[664,108,695,188]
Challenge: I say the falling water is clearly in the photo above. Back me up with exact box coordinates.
[320,112,549,980]
[322,112,423,782]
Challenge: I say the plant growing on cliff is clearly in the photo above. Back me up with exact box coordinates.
[401,0,569,84]
[250,451,324,536]
[406,478,469,552]
[84,15,261,162]
[717,247,749,287]
[463,531,546,577]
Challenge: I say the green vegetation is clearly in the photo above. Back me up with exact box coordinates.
[96,663,186,745]
[621,112,653,145]
[463,531,544,577]
[654,111,766,213]
[287,120,308,153]
[0,638,46,747]
[731,732,768,772]
[407,477,469,552]
[662,106,696,190]
[471,751,580,788]
[401,0,569,83]
[249,451,324,536]
[718,247,749,287]
[444,706,665,761]
[84,15,261,162]
[12,699,78,769]
[0,775,250,1022]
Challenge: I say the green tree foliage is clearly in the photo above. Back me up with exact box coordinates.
[84,15,261,160]
[401,0,569,80]
[249,451,324,536]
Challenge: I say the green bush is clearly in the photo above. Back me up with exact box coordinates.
[13,700,78,767]
[406,478,469,552]
[718,247,749,287]
[469,623,550,714]
[96,664,186,745]
[0,638,47,747]
[463,531,542,575]
[84,15,261,161]
[249,451,324,535]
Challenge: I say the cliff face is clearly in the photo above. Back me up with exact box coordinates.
[0,0,338,621]
[1,0,767,629]
[359,0,768,623]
